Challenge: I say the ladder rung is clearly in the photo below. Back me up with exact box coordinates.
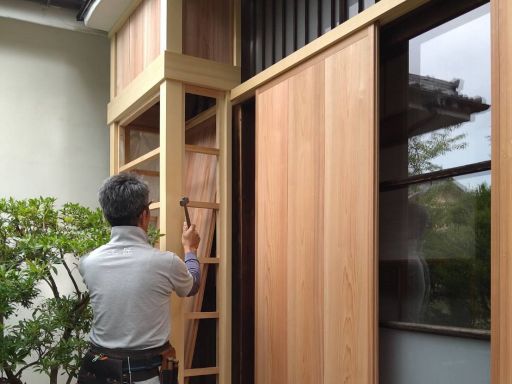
[198,257,220,264]
[185,311,219,320]
[184,367,219,377]
[188,201,219,210]
[185,106,216,131]
[119,147,160,172]
[132,169,160,177]
[185,145,220,156]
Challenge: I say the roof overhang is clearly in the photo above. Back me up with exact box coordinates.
[83,0,132,31]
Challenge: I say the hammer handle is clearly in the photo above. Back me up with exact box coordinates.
[184,206,191,228]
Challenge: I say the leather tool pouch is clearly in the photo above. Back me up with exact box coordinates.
[77,351,123,384]
[160,348,179,384]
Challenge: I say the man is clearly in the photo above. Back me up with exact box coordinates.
[78,173,200,384]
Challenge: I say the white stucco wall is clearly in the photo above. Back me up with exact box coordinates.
[0,16,109,208]
[0,16,109,384]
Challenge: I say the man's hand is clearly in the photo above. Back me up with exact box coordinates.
[182,222,200,253]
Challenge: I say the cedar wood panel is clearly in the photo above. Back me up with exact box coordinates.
[255,26,376,384]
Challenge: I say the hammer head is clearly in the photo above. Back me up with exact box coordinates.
[179,197,189,207]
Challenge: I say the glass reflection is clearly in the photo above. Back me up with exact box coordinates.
[380,172,491,329]
[380,4,491,183]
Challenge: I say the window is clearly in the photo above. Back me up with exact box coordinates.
[379,1,491,382]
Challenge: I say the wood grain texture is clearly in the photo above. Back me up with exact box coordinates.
[286,62,325,384]
[255,26,376,384]
[183,114,218,369]
[183,0,233,64]
[115,0,161,94]
[491,0,512,382]
[255,80,289,384]
[323,27,375,384]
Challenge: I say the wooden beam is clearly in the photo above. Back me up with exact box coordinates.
[187,201,220,210]
[198,257,220,264]
[230,0,430,103]
[491,0,512,381]
[185,84,222,99]
[110,36,117,99]
[118,147,160,172]
[217,91,232,384]
[185,145,220,156]
[185,311,219,320]
[185,107,216,131]
[109,123,120,175]
[165,0,182,53]
[108,53,165,125]
[165,51,241,91]
[160,80,185,384]
[184,367,219,377]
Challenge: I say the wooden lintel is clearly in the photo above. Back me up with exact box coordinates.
[165,51,241,91]
[185,107,216,131]
[119,147,160,172]
[185,84,222,99]
[185,145,220,156]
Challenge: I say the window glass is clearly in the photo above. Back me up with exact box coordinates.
[380,4,491,182]
[380,171,490,329]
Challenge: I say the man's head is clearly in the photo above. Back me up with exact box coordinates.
[98,173,150,229]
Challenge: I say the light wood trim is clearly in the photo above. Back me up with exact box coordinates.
[109,123,120,175]
[185,106,216,131]
[119,93,160,127]
[132,169,160,177]
[198,257,220,264]
[165,51,241,91]
[217,91,232,384]
[185,84,222,99]
[110,36,117,99]
[185,145,220,156]
[118,147,160,172]
[187,201,220,210]
[185,311,219,320]
[491,0,512,382]
[108,0,144,37]
[230,0,429,104]
[183,367,219,377]
[166,0,182,53]
[108,53,165,124]
[233,0,241,67]
[149,201,160,210]
[159,80,185,384]
[109,52,239,124]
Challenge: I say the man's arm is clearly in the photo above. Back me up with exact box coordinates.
[182,222,201,296]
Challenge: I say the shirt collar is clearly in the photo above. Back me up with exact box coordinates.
[109,226,149,245]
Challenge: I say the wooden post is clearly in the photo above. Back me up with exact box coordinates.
[491,0,512,382]
[109,123,120,176]
[217,91,232,384]
[160,79,186,384]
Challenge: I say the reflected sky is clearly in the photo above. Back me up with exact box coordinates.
[408,4,491,180]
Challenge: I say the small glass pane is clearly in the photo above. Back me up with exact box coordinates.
[380,171,491,329]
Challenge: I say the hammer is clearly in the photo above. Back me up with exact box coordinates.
[179,197,191,228]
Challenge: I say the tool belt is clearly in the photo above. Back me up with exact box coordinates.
[77,342,178,384]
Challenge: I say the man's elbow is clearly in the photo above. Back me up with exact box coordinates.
[186,280,200,296]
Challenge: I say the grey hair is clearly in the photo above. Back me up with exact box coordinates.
[98,173,150,226]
